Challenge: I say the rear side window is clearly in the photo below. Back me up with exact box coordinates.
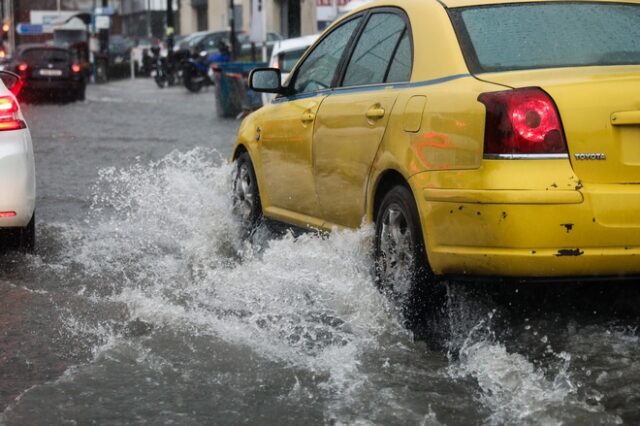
[386,30,411,82]
[22,49,70,64]
[451,2,640,72]
[342,12,408,86]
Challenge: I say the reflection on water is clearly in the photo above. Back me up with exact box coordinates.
[0,148,638,425]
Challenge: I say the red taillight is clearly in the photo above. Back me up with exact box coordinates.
[17,63,28,73]
[0,96,25,131]
[71,64,81,73]
[478,88,567,156]
[0,211,16,217]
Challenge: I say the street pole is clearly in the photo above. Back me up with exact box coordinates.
[166,0,174,53]
[229,0,235,60]
[146,0,151,37]
[9,0,15,56]
[261,0,267,62]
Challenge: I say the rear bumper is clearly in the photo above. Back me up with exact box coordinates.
[411,166,640,278]
[24,78,84,92]
[0,129,35,228]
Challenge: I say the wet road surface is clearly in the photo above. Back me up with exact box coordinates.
[0,79,639,425]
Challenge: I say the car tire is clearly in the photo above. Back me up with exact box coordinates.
[232,152,262,234]
[374,185,448,339]
[19,212,35,254]
[0,212,35,254]
[76,85,86,101]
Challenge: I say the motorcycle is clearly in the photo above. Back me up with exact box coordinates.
[182,51,217,93]
[150,46,176,88]
[183,42,231,93]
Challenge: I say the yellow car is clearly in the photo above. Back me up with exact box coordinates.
[231,0,640,295]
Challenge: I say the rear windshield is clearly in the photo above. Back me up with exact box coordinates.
[22,48,70,65]
[450,2,640,73]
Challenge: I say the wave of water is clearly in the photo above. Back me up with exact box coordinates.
[2,148,635,425]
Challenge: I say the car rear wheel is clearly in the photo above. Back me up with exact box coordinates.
[375,185,447,339]
[232,152,262,234]
[0,212,35,254]
[19,212,35,253]
[76,85,86,101]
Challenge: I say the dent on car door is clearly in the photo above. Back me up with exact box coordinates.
[258,16,363,223]
[313,11,412,228]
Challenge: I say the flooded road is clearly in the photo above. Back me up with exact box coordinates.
[1,80,639,425]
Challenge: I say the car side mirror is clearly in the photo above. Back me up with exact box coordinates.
[249,68,282,93]
[0,71,22,96]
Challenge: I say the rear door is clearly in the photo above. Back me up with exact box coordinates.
[313,9,412,227]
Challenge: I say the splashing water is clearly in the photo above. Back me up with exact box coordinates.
[2,148,635,425]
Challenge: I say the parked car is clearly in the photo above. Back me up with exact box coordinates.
[109,34,134,64]
[261,34,319,105]
[0,71,35,252]
[237,32,283,58]
[8,45,86,101]
[235,0,640,305]
[185,30,282,59]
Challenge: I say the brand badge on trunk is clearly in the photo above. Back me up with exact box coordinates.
[574,153,606,160]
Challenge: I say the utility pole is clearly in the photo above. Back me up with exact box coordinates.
[99,0,109,64]
[229,0,236,60]
[8,0,15,56]
[166,0,174,51]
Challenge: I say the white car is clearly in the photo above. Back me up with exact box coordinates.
[0,71,35,252]
[261,34,319,105]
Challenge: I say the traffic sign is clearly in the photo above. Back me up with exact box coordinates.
[16,23,44,35]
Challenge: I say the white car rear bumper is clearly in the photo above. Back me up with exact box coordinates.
[0,129,35,228]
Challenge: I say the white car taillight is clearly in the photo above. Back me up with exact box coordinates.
[0,96,25,131]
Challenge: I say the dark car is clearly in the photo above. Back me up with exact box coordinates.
[11,45,86,102]
[109,35,134,64]
[186,30,282,59]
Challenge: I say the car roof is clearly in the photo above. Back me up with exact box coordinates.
[18,44,69,54]
[344,0,639,12]
[439,0,640,7]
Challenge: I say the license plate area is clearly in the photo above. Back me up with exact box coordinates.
[39,69,62,76]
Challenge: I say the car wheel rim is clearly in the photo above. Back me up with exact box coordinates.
[233,163,255,226]
[379,203,415,297]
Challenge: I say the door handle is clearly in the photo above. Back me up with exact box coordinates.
[365,106,385,120]
[301,111,315,123]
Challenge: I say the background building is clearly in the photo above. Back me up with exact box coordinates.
[179,0,317,39]
[5,0,124,46]
[121,0,178,39]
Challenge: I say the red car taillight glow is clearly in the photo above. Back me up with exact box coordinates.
[71,64,81,73]
[17,63,28,73]
[0,96,25,131]
[478,88,567,157]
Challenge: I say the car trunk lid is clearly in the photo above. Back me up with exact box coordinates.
[479,66,640,184]
[22,48,71,79]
